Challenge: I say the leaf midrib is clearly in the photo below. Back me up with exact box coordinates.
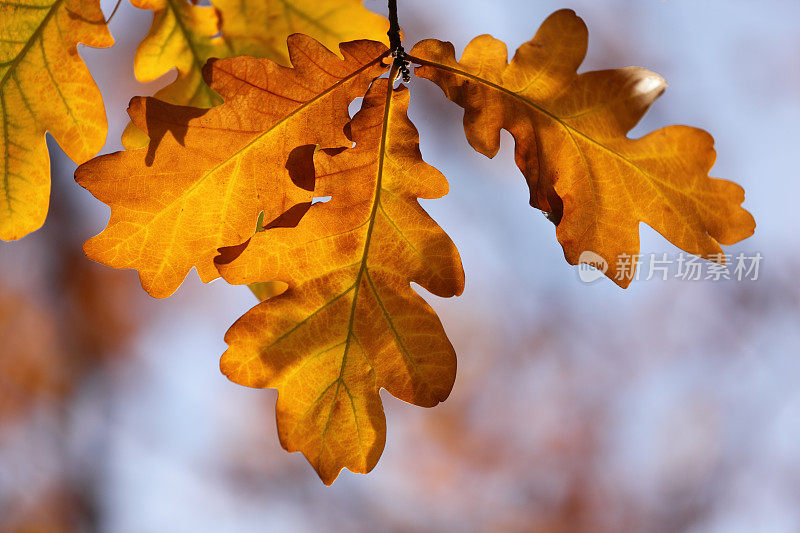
[157,53,387,200]
[108,52,389,253]
[316,73,396,464]
[164,0,209,77]
[408,54,709,200]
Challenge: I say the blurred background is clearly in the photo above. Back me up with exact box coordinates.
[1,0,798,531]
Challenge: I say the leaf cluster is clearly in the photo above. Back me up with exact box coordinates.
[2,3,754,483]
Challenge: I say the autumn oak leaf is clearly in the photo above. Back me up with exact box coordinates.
[215,78,465,484]
[409,9,755,286]
[214,0,390,64]
[75,36,389,298]
[123,0,389,147]
[127,0,229,111]
[67,6,757,485]
[0,0,113,240]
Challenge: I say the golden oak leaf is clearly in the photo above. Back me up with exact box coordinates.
[121,0,228,147]
[75,37,389,298]
[214,0,390,63]
[215,78,464,484]
[409,9,755,287]
[123,0,389,147]
[248,280,288,301]
[0,0,113,240]
[129,0,227,109]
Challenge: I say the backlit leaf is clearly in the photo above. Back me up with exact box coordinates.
[123,0,389,147]
[409,9,755,286]
[0,0,113,240]
[215,0,390,64]
[128,0,227,110]
[76,36,389,297]
[215,78,465,484]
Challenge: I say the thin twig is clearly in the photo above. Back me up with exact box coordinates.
[387,0,402,51]
[386,0,410,82]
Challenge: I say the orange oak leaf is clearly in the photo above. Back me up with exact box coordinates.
[122,0,389,147]
[75,36,389,298]
[0,0,113,240]
[215,77,465,484]
[409,9,755,286]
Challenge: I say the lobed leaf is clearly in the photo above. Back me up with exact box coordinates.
[123,0,390,147]
[76,36,389,297]
[129,0,228,109]
[409,9,755,286]
[216,78,464,484]
[214,0,390,64]
[0,0,113,240]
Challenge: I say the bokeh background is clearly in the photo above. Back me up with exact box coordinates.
[1,0,799,531]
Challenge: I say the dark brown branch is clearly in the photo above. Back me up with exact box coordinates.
[387,0,402,51]
[387,0,410,82]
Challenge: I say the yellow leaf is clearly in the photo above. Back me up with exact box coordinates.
[129,0,227,108]
[214,0,390,64]
[409,9,755,287]
[248,280,288,301]
[215,77,464,484]
[75,37,389,297]
[0,0,113,240]
[123,0,389,148]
